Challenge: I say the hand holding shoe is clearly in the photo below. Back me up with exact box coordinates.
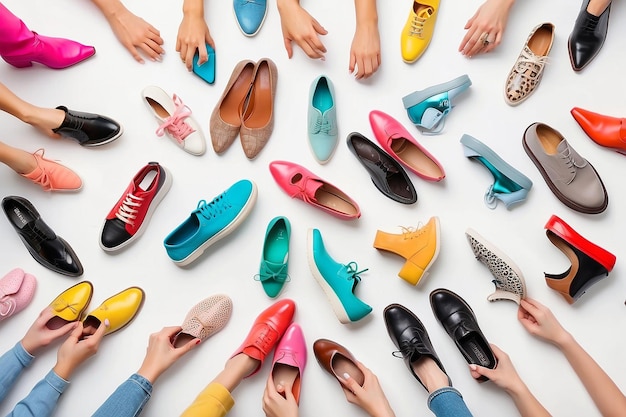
[176,7,214,71]
[469,344,523,391]
[137,326,199,384]
[53,320,108,380]
[517,298,570,346]
[263,374,299,417]
[21,307,78,355]
[340,362,396,417]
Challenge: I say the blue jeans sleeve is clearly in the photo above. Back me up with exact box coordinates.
[5,370,68,417]
[0,343,34,404]
[91,374,153,417]
[428,387,474,417]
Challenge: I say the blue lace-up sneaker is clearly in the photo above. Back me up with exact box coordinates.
[307,228,372,323]
[233,0,268,37]
[164,179,257,265]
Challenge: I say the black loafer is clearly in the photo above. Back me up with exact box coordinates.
[53,106,123,147]
[2,196,83,277]
[568,0,611,72]
[347,132,417,205]
[383,303,450,391]
[429,289,497,381]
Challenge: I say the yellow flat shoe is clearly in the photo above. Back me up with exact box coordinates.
[46,281,93,330]
[401,0,440,64]
[83,287,145,336]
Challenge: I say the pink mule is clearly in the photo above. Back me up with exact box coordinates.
[0,268,36,321]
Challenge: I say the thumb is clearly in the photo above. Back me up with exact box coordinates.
[469,364,494,380]
[342,372,361,393]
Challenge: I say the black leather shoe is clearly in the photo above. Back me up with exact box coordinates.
[2,196,83,277]
[568,0,611,72]
[53,106,123,147]
[383,303,450,391]
[429,289,496,381]
[346,132,417,204]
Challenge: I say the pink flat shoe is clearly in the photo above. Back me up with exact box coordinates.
[173,294,233,347]
[369,110,445,181]
[269,160,361,220]
[271,323,307,404]
[0,268,36,321]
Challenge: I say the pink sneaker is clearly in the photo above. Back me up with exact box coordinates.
[20,149,82,192]
[0,268,36,321]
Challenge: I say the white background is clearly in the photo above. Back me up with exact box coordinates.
[0,0,625,416]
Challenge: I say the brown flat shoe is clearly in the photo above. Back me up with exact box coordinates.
[240,58,277,159]
[313,338,364,387]
[210,60,255,153]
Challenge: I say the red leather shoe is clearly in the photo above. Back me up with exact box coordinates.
[369,110,445,181]
[571,107,626,154]
[269,160,360,220]
[231,298,296,377]
[544,215,616,304]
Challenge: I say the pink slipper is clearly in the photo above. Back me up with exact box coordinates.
[0,268,36,321]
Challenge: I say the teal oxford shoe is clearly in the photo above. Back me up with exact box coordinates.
[308,75,338,164]
[258,216,291,298]
[233,0,267,36]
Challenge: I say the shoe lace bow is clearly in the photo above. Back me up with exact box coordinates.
[115,193,144,225]
[484,185,498,210]
[196,195,232,220]
[312,115,335,135]
[0,297,16,317]
[255,262,291,283]
[343,261,368,287]
[392,336,425,359]
[155,95,195,142]
[29,149,56,191]
[512,47,548,87]
[409,8,433,37]
[399,223,424,239]
[559,144,587,184]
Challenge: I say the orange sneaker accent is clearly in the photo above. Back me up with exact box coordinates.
[20,149,82,192]
[373,216,440,285]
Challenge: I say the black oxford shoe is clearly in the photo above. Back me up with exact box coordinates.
[568,0,611,72]
[2,196,83,277]
[429,289,497,381]
[53,106,123,147]
[347,132,417,204]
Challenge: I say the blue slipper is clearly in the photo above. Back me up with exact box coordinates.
[192,43,216,84]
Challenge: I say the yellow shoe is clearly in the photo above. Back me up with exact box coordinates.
[83,287,145,336]
[400,0,440,63]
[373,217,440,285]
[46,281,93,330]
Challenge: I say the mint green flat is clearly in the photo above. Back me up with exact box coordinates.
[257,216,291,298]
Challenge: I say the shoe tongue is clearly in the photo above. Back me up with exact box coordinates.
[417,7,433,18]
[454,320,478,340]
[303,177,324,198]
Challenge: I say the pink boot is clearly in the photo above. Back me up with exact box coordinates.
[0,2,95,69]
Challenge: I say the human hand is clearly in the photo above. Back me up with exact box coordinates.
[459,0,514,57]
[53,320,108,380]
[176,12,214,71]
[518,298,570,347]
[105,5,164,63]
[262,374,299,417]
[277,0,327,60]
[21,307,78,356]
[350,22,381,80]
[469,344,525,393]
[136,326,199,384]
[340,361,395,417]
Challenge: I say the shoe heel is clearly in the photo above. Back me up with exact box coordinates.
[398,261,426,286]
[3,57,33,68]
[496,188,529,209]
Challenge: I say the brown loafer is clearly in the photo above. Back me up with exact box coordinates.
[210,60,255,154]
[240,58,277,159]
[313,338,364,387]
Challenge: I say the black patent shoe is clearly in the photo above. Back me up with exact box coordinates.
[347,132,417,205]
[429,289,497,381]
[568,0,611,72]
[53,106,123,147]
[2,196,83,277]
[383,303,451,391]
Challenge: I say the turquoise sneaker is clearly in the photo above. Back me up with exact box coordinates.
[308,75,338,164]
[233,0,267,37]
[307,229,372,323]
[164,179,257,266]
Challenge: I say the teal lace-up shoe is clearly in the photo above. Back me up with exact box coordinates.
[256,216,291,298]
[308,75,338,164]
[233,0,268,37]
[307,228,372,323]
[460,134,532,209]
[402,74,471,134]
[164,179,257,266]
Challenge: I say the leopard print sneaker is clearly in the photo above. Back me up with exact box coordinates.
[465,228,526,304]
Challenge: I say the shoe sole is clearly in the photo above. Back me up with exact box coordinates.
[100,166,173,252]
[173,181,258,266]
[81,123,124,147]
[306,229,351,324]
[402,74,471,109]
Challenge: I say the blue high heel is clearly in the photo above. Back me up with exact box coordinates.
[402,74,471,134]
[460,134,533,209]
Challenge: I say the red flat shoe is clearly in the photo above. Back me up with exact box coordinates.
[544,215,616,304]
[231,299,296,377]
[571,107,626,154]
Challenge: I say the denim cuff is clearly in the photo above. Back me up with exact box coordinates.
[427,386,463,408]
[47,370,70,394]
[128,373,153,396]
[14,342,35,367]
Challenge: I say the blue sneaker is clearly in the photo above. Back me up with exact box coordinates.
[164,179,257,265]
[307,229,372,323]
[233,0,267,37]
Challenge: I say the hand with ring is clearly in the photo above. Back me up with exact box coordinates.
[459,0,516,57]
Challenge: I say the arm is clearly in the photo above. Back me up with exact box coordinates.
[176,0,214,71]
[276,0,327,59]
[340,361,395,417]
[459,0,515,57]
[0,343,34,404]
[90,0,164,63]
[469,344,551,417]
[350,0,380,79]
[519,298,626,417]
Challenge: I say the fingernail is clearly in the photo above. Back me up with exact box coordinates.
[277,384,284,390]
[195,339,201,345]
[343,372,350,379]
[104,319,110,327]
[469,364,477,370]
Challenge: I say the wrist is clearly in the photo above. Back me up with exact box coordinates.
[554,331,575,350]
[136,365,161,385]
[92,0,125,18]
[20,339,39,356]
[53,362,74,380]
[182,0,204,15]
[277,0,299,12]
